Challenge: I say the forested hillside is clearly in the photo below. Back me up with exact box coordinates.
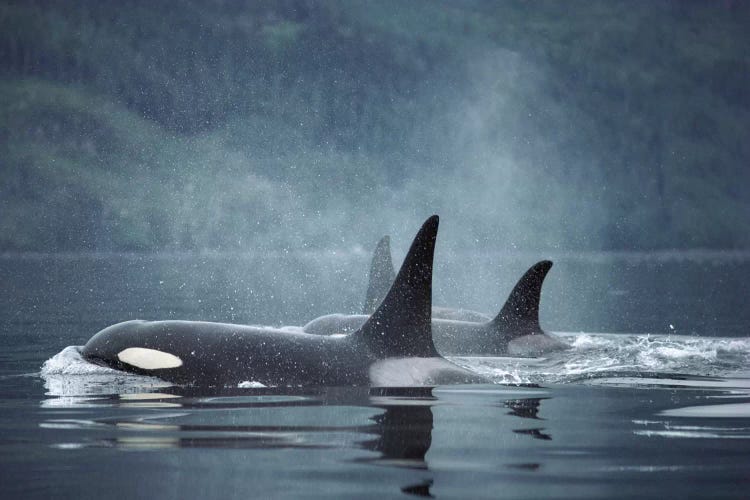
[1,0,748,251]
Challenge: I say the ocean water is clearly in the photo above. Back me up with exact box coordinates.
[1,253,749,498]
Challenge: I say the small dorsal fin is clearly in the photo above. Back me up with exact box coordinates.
[363,235,397,314]
[491,261,553,337]
[355,216,439,358]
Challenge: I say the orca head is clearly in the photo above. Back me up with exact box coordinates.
[82,320,185,373]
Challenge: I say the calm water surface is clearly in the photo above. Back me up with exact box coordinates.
[1,253,749,498]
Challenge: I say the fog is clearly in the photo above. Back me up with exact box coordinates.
[2,1,749,256]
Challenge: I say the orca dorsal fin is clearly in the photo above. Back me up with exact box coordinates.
[491,261,553,337]
[355,216,439,358]
[363,235,397,314]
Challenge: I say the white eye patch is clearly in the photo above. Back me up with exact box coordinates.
[117,347,183,370]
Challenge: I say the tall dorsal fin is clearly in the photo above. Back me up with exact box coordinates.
[491,261,553,337]
[363,235,397,314]
[355,216,439,358]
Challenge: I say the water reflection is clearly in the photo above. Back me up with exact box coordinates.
[362,387,435,469]
[365,405,433,467]
[363,388,436,497]
[513,427,552,441]
[41,386,555,449]
[40,385,555,496]
[504,397,553,442]
[40,387,419,449]
[401,479,434,498]
[504,397,548,419]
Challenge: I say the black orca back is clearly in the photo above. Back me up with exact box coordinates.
[355,216,439,358]
[491,260,553,338]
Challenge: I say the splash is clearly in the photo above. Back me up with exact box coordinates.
[41,346,171,399]
[454,333,750,386]
[41,345,117,376]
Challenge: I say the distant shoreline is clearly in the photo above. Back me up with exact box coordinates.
[3,248,750,263]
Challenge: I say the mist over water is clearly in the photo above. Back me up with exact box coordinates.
[2,1,749,254]
[3,251,749,344]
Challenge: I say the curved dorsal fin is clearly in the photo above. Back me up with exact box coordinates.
[355,216,439,358]
[363,235,396,314]
[491,261,553,337]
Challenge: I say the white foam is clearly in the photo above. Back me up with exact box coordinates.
[41,346,118,376]
[40,346,171,400]
[455,333,750,386]
[450,356,536,385]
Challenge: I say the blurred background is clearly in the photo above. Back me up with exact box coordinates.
[2,0,748,254]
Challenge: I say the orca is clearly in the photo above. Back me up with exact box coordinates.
[303,237,569,357]
[81,216,487,387]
